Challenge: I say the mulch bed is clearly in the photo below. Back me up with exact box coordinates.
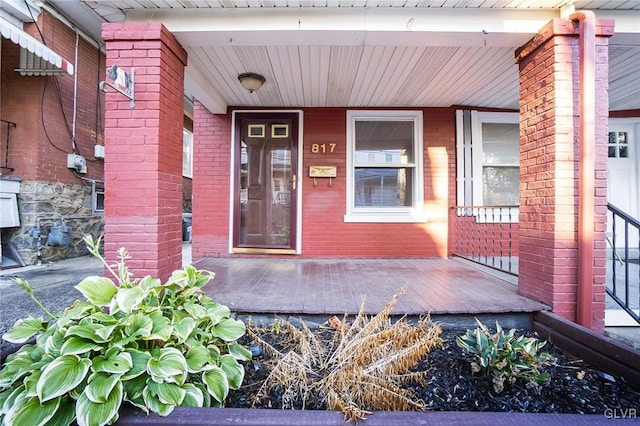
[226,327,640,415]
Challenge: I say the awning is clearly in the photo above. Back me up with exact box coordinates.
[0,17,74,75]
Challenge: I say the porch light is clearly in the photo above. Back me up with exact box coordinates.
[238,72,265,93]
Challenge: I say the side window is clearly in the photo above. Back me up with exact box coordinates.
[456,110,519,207]
[480,121,520,205]
[345,111,425,223]
[92,181,105,214]
[183,129,193,178]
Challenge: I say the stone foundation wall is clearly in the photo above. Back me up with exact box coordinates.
[6,180,104,265]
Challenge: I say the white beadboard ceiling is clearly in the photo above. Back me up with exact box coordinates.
[48,0,640,113]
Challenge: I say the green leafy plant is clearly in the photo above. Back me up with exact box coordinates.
[455,318,555,393]
[0,235,250,426]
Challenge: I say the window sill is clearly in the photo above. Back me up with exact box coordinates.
[343,212,427,223]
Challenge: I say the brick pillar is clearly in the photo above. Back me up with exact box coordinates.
[515,19,613,332]
[102,23,187,280]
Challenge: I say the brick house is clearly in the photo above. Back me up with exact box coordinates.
[0,1,193,266]
[1,1,105,265]
[6,1,640,333]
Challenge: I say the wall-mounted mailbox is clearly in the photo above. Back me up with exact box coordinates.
[309,165,337,187]
[309,165,337,178]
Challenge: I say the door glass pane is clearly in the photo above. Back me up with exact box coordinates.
[608,146,617,158]
[239,121,292,247]
[270,144,292,245]
[619,145,628,158]
[608,131,628,158]
[354,167,413,207]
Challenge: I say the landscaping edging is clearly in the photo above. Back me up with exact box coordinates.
[113,311,640,426]
[115,406,623,425]
[533,311,640,389]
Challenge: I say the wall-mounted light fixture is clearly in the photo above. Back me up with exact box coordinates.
[238,72,265,93]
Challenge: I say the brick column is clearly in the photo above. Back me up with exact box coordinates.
[102,23,187,280]
[515,19,613,332]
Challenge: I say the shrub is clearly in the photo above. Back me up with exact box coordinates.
[248,288,443,422]
[0,235,250,426]
[455,318,555,393]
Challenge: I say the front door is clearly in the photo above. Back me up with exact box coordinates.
[233,112,299,254]
[607,121,638,249]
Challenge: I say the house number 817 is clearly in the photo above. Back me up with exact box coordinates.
[311,143,336,154]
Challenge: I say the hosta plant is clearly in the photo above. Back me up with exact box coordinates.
[0,235,250,426]
[456,318,555,393]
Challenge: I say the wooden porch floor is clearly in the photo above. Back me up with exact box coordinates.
[192,257,548,316]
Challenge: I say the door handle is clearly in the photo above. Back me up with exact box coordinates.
[292,174,297,190]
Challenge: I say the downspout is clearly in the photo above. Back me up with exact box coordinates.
[570,11,596,329]
[72,29,79,153]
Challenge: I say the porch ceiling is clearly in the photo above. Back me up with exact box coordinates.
[51,0,640,114]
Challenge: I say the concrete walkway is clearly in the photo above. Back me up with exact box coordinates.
[0,254,103,358]
[0,243,192,358]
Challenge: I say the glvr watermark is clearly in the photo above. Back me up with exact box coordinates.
[604,408,637,419]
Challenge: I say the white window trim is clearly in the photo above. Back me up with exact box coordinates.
[92,186,105,214]
[456,111,519,206]
[456,110,520,223]
[473,111,519,206]
[183,129,193,178]
[344,110,425,223]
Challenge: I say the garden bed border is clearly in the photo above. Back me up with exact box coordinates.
[532,311,640,389]
[115,406,619,425]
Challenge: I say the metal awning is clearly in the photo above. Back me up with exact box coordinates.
[0,17,74,76]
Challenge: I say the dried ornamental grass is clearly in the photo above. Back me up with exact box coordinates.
[248,288,442,422]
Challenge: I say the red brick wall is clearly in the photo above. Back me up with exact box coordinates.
[0,12,105,183]
[191,104,232,259]
[102,23,187,280]
[451,216,520,258]
[192,107,455,259]
[516,18,612,331]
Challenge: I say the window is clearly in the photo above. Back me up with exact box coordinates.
[456,111,519,206]
[345,111,424,223]
[608,131,628,158]
[92,180,105,214]
[481,122,520,205]
[183,130,193,178]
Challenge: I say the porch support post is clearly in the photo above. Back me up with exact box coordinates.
[101,23,187,280]
[515,18,614,332]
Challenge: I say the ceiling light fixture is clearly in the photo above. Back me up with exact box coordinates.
[238,72,265,93]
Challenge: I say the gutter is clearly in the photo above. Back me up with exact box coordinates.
[570,11,596,329]
[33,1,102,51]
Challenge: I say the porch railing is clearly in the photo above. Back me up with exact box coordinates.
[607,203,640,325]
[451,205,519,276]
